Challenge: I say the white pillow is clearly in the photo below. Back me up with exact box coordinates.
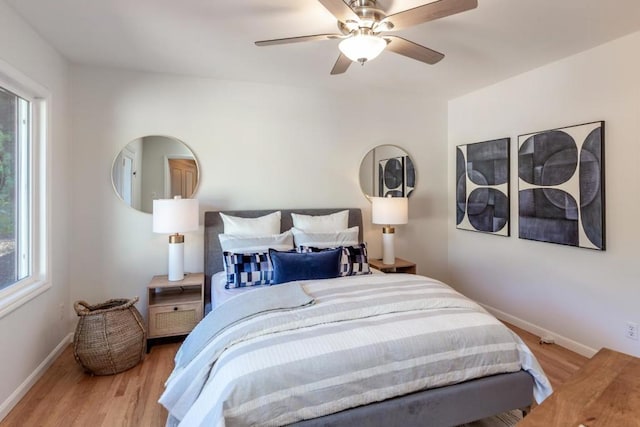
[219,231,294,254]
[291,226,359,249]
[219,211,281,236]
[291,210,349,232]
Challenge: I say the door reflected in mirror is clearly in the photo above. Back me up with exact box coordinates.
[111,135,199,213]
[359,145,416,198]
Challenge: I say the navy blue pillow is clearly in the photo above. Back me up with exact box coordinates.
[269,248,342,285]
[298,244,371,276]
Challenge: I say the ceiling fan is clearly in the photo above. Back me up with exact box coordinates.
[255,0,478,75]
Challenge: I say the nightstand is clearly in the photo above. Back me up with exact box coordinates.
[147,273,204,348]
[369,257,416,274]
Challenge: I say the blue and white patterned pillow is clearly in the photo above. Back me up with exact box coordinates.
[298,243,371,276]
[343,243,371,276]
[223,251,274,289]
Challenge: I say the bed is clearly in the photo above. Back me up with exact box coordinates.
[160,208,551,427]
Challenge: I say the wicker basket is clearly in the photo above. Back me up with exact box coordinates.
[73,297,146,375]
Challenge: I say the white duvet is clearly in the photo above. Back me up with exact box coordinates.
[161,274,552,426]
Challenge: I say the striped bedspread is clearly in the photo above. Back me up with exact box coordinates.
[160,274,552,427]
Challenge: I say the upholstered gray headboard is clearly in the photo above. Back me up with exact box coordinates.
[204,208,363,308]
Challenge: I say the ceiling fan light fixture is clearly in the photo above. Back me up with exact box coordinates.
[339,33,386,63]
[256,0,478,74]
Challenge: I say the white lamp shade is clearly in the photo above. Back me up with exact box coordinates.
[153,197,199,233]
[339,34,387,62]
[371,197,408,225]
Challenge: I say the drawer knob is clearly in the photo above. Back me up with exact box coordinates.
[173,307,178,311]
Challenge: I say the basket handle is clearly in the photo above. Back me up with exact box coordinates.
[74,297,140,316]
[74,300,93,315]
[118,296,140,310]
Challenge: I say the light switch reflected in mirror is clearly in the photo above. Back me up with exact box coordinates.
[111,135,199,214]
[359,145,416,198]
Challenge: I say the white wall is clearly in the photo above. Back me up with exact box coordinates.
[0,0,71,417]
[69,66,449,319]
[448,32,640,357]
[4,4,637,417]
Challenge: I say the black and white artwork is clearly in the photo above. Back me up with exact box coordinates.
[456,138,510,236]
[404,156,415,197]
[518,121,605,250]
[378,156,414,197]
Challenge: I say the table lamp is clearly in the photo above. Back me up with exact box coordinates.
[153,196,199,281]
[371,196,408,265]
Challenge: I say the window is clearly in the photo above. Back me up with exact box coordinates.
[0,62,49,318]
[0,88,30,291]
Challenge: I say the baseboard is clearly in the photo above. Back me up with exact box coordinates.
[0,332,73,421]
[482,304,597,358]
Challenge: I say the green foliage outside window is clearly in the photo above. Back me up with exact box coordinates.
[0,128,15,239]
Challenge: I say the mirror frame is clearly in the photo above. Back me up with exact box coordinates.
[359,144,417,199]
[111,135,200,213]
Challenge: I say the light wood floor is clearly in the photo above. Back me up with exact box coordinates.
[0,323,588,427]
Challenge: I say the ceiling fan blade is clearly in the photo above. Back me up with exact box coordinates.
[255,34,342,46]
[385,36,444,64]
[330,53,352,75]
[382,0,478,31]
[317,0,360,23]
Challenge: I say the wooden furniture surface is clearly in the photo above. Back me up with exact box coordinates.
[369,257,416,274]
[147,273,204,342]
[519,348,640,427]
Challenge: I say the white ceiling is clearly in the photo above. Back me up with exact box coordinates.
[7,0,640,99]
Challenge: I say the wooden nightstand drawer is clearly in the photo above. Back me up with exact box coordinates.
[146,273,205,347]
[148,302,202,338]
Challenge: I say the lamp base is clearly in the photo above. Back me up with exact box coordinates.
[381,230,395,265]
[168,241,185,281]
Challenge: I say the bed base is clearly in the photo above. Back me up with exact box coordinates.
[292,371,533,427]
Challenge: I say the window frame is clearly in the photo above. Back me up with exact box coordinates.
[0,59,50,319]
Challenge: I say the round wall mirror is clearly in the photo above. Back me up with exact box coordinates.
[111,135,199,213]
[359,145,416,198]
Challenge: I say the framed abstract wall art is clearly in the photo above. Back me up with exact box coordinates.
[378,156,415,197]
[456,137,510,236]
[518,121,605,250]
